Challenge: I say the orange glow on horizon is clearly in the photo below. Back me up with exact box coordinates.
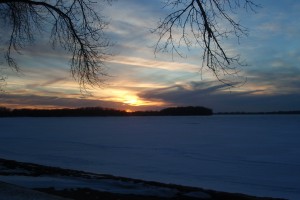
[124,95,140,106]
[122,95,166,107]
[96,88,166,108]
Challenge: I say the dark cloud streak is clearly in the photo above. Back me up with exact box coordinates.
[0,94,124,110]
[139,81,300,112]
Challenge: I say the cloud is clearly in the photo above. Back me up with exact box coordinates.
[1,0,300,113]
[244,55,300,95]
[0,93,125,109]
[109,56,200,73]
[25,77,67,89]
[138,81,300,112]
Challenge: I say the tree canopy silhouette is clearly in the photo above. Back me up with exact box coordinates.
[0,0,258,89]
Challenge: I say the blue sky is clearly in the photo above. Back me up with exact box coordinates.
[1,0,300,112]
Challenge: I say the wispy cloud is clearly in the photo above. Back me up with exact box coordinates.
[109,56,200,73]
[0,93,121,109]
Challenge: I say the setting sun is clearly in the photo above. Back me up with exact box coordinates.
[124,95,139,106]
[121,94,167,108]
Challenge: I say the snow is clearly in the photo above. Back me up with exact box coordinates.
[0,115,300,199]
[0,181,68,200]
[0,176,179,198]
[183,191,211,199]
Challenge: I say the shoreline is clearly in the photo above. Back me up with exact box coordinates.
[0,158,286,200]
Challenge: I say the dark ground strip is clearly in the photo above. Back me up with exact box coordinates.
[0,158,286,200]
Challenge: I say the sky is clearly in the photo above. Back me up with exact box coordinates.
[1,0,300,112]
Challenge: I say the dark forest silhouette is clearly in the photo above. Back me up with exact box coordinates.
[0,106,213,117]
[1,106,299,117]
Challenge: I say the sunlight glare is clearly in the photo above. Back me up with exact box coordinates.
[124,95,139,106]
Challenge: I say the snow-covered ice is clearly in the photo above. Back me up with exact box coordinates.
[0,115,300,199]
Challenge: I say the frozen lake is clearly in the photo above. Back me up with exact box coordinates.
[0,115,300,199]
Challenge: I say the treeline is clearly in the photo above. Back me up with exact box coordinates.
[0,107,127,117]
[0,106,213,117]
[133,106,213,116]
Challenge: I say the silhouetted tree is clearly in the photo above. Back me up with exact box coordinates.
[0,0,112,89]
[160,106,212,116]
[0,107,10,116]
[0,106,214,117]
[153,0,259,85]
[0,0,258,89]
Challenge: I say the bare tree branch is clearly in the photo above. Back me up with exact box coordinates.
[0,0,260,90]
[0,0,113,89]
[153,0,259,86]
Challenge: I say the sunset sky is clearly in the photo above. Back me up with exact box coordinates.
[1,0,300,112]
